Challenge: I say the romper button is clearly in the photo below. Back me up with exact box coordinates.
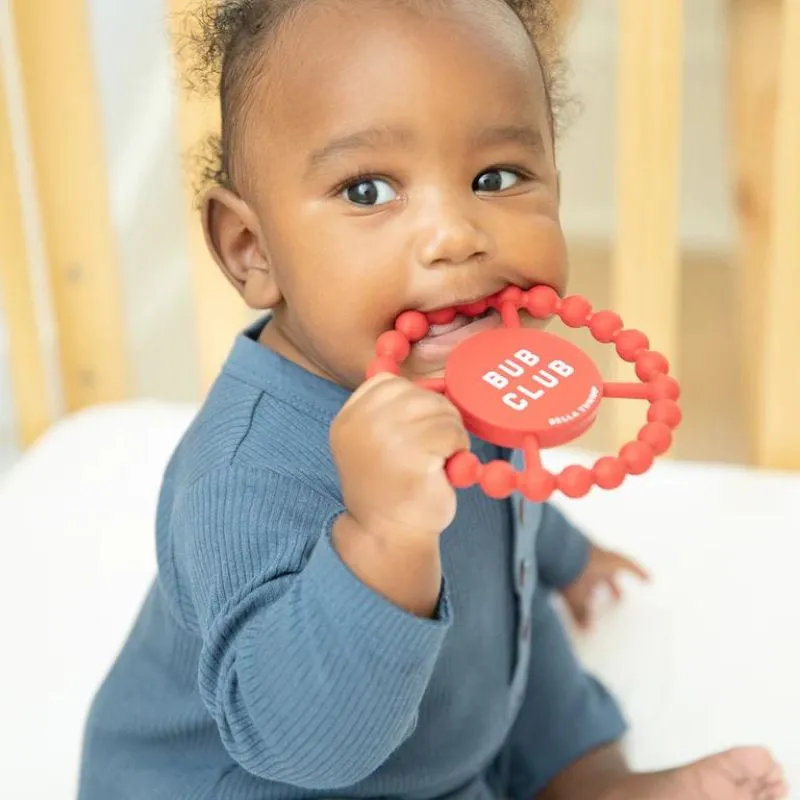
[518,558,532,589]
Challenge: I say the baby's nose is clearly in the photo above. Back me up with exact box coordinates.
[415,202,494,267]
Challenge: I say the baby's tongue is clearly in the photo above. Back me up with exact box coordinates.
[426,314,471,338]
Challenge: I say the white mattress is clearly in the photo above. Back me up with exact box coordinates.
[1,401,798,798]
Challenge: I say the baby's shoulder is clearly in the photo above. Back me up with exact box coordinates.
[166,371,341,500]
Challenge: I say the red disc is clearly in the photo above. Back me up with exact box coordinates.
[444,328,603,449]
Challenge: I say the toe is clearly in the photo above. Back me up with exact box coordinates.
[723,746,782,776]
[756,761,788,800]
[705,746,787,799]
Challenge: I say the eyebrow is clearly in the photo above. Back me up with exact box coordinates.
[305,123,546,178]
[472,125,545,155]
[306,127,414,177]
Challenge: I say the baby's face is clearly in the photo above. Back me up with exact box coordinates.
[232,0,567,388]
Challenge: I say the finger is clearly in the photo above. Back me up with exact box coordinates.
[404,388,462,423]
[608,552,651,581]
[608,576,622,601]
[758,780,788,800]
[419,415,471,463]
[362,379,461,427]
[760,763,789,798]
[344,371,408,409]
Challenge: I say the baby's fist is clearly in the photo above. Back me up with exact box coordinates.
[330,372,469,542]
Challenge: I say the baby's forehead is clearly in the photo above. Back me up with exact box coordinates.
[219,0,555,194]
[248,0,548,138]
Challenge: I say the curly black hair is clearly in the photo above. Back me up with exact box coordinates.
[175,0,573,196]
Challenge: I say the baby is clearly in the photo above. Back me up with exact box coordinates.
[77,1,787,798]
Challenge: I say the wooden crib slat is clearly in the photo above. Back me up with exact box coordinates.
[169,1,254,393]
[612,1,684,447]
[754,0,800,470]
[0,58,50,446]
[728,0,782,465]
[10,0,129,411]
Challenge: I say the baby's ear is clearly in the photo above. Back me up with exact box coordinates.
[202,187,280,310]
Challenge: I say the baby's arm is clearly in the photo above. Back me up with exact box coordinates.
[500,585,628,799]
[535,502,591,588]
[172,465,450,790]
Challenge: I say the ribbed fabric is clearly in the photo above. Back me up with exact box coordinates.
[77,316,626,800]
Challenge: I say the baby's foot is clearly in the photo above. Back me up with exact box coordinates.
[606,747,788,800]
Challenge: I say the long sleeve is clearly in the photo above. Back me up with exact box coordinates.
[502,588,627,799]
[535,502,590,588]
[171,465,451,789]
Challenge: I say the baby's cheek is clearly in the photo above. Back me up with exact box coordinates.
[491,219,565,297]
[539,225,570,285]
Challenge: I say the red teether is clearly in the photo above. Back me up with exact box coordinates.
[365,286,681,500]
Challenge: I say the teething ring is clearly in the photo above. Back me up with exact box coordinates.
[366,285,682,501]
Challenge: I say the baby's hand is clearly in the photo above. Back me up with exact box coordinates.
[330,373,470,543]
[560,543,649,630]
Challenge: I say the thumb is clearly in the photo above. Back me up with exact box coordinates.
[606,551,651,582]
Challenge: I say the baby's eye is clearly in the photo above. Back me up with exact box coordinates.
[342,178,397,206]
[473,169,522,193]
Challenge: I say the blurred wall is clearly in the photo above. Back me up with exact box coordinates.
[86,0,199,404]
[559,0,734,251]
[0,0,736,458]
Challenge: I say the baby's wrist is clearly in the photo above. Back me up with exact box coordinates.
[342,506,443,548]
[332,512,443,619]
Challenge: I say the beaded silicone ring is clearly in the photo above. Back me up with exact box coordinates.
[365,285,682,501]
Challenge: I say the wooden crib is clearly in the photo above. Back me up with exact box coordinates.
[0,0,798,469]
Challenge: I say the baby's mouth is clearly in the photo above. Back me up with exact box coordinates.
[407,286,551,365]
[425,307,494,338]
[413,305,504,360]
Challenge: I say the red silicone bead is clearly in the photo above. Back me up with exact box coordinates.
[396,310,429,341]
[589,310,624,343]
[366,356,401,378]
[496,286,523,307]
[481,460,517,499]
[635,351,670,381]
[647,399,682,428]
[615,329,650,361]
[446,451,482,488]
[619,441,654,475]
[638,422,672,455]
[519,470,557,502]
[524,285,560,318]
[649,374,681,401]
[559,295,593,328]
[593,456,627,490]
[459,299,489,317]
[427,308,457,325]
[376,331,410,362]
[557,465,594,498]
